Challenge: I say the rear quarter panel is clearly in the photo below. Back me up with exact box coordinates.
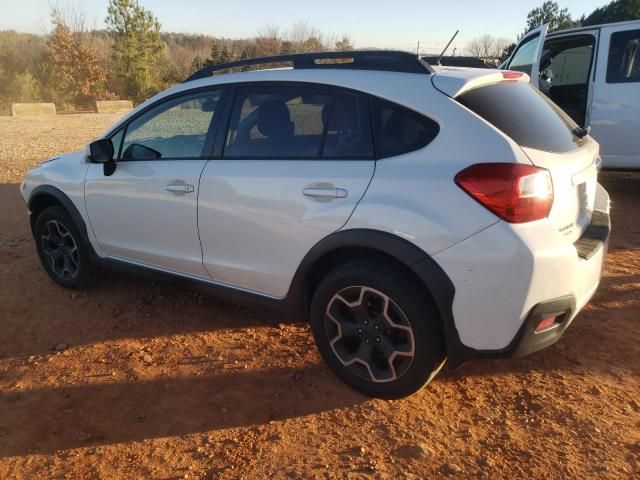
[344,76,531,255]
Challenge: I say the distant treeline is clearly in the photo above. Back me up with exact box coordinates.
[0,0,353,114]
[1,0,638,114]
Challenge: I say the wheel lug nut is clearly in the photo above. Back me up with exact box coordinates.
[364,320,369,325]
[374,325,379,330]
[376,337,381,343]
[357,328,363,334]
[365,339,371,344]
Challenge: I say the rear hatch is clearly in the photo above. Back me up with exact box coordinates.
[433,68,598,242]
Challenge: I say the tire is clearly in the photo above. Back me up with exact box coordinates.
[310,260,446,399]
[33,206,96,289]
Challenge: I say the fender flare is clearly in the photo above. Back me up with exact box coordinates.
[28,185,96,256]
[287,228,465,362]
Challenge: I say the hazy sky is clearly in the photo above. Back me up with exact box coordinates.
[0,0,605,52]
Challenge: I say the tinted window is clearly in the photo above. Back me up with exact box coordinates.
[457,82,586,153]
[542,44,593,86]
[508,34,541,76]
[607,29,640,83]
[224,85,373,159]
[323,92,373,158]
[371,98,439,158]
[121,91,221,160]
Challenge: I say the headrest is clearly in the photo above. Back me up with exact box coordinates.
[257,100,293,138]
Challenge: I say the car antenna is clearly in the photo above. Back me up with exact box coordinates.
[436,30,459,65]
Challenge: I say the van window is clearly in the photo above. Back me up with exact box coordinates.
[542,45,593,86]
[508,34,541,76]
[224,85,373,159]
[607,29,640,83]
[457,81,587,153]
[371,98,439,158]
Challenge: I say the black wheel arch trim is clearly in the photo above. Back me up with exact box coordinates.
[285,228,469,363]
[28,185,98,259]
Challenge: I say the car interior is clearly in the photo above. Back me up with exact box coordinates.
[538,35,596,127]
[224,90,370,158]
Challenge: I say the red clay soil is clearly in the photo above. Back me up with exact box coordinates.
[0,115,638,479]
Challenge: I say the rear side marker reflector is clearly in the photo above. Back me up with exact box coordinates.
[535,316,561,333]
[455,163,554,223]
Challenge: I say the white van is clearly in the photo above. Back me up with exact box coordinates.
[503,20,640,169]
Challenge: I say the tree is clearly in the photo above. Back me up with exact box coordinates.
[256,23,283,57]
[499,43,517,63]
[105,0,164,102]
[335,36,354,51]
[218,42,233,64]
[48,18,107,106]
[582,0,640,26]
[525,1,578,32]
[466,35,510,64]
[209,38,221,64]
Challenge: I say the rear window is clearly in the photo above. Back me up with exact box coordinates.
[457,82,586,153]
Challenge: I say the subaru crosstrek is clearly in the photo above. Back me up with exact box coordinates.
[20,51,611,398]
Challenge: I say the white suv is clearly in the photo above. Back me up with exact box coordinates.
[20,51,611,398]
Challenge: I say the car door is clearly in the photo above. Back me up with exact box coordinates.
[84,88,226,278]
[504,24,549,87]
[537,31,598,127]
[197,83,375,298]
[590,25,640,169]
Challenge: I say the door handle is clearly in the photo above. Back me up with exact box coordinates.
[165,183,195,194]
[303,187,348,199]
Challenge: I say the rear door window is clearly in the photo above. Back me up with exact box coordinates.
[371,98,439,158]
[607,29,640,83]
[457,81,586,153]
[224,85,373,159]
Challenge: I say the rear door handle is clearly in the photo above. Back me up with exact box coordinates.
[165,183,195,194]
[303,187,348,199]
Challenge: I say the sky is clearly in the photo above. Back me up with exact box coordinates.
[0,0,606,52]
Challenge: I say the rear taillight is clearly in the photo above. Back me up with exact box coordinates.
[455,163,553,223]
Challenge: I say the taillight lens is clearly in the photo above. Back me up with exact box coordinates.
[455,163,553,223]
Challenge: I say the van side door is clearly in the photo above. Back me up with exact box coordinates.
[591,24,640,169]
[504,24,549,87]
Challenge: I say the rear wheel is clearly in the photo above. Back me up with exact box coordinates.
[34,206,96,289]
[310,260,445,398]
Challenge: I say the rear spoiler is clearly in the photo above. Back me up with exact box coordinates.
[431,69,530,98]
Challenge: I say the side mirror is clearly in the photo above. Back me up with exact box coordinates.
[89,139,114,164]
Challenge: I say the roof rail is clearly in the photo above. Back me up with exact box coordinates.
[183,50,434,83]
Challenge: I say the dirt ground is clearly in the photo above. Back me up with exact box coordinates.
[0,114,638,479]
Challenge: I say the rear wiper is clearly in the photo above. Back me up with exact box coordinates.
[573,126,591,138]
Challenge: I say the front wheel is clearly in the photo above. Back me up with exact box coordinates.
[310,260,445,399]
[34,206,96,289]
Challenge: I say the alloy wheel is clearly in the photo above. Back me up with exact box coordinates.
[325,286,416,383]
[40,220,80,280]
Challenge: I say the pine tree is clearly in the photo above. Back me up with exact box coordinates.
[105,0,164,102]
[582,0,640,26]
[208,38,221,65]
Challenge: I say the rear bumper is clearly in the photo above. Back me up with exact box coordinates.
[435,184,610,365]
